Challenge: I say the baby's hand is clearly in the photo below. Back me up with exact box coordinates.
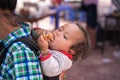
[38,33,53,52]
[43,33,53,40]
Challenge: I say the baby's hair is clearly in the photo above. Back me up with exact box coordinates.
[70,22,91,61]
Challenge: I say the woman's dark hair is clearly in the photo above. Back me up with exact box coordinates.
[0,0,22,27]
[0,0,17,11]
[70,23,91,61]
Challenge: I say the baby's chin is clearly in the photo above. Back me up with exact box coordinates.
[48,43,56,50]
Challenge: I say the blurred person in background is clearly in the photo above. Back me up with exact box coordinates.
[82,0,98,49]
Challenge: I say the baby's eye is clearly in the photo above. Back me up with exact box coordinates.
[64,35,67,40]
[58,28,62,31]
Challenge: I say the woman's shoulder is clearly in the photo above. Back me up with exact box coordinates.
[2,23,31,47]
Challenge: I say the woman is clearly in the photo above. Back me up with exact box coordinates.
[0,0,43,80]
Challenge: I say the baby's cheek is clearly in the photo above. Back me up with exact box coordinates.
[50,42,58,49]
[49,42,55,49]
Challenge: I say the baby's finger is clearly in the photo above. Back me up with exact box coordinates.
[43,31,48,40]
[38,35,45,42]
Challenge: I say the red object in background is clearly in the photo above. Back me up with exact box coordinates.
[56,0,63,4]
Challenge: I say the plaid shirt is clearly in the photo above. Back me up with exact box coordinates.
[0,23,43,80]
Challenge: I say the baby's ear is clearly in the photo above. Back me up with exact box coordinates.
[69,49,76,55]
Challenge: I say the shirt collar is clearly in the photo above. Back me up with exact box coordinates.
[59,50,73,59]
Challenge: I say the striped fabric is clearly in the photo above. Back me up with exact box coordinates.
[112,0,120,12]
[0,23,43,80]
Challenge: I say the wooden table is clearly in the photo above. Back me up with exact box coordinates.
[102,13,120,52]
[25,13,56,27]
[19,8,57,29]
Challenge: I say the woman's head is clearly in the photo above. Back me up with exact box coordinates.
[49,22,90,61]
[0,0,17,11]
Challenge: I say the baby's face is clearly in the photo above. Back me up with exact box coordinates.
[48,23,84,52]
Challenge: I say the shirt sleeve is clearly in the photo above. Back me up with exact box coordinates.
[39,50,72,77]
[12,48,43,80]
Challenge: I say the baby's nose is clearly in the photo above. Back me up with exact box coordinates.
[53,31,61,37]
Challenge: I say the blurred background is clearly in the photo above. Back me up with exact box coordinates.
[14,0,120,80]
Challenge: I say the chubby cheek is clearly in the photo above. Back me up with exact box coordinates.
[49,42,59,50]
[49,39,62,50]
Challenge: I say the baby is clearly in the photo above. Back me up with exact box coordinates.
[36,22,90,79]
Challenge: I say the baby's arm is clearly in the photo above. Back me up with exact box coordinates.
[37,33,52,55]
[39,50,72,77]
